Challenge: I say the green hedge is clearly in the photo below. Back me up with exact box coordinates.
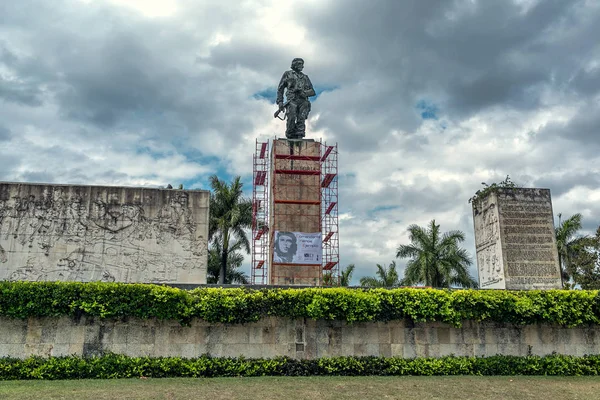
[1,281,599,327]
[2,354,600,379]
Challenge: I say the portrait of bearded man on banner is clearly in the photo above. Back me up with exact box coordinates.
[273,231,297,263]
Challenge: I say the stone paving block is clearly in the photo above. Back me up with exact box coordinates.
[522,325,541,345]
[124,344,142,357]
[404,328,416,345]
[222,326,249,344]
[68,343,84,355]
[473,344,487,356]
[50,344,71,357]
[391,327,404,344]
[574,344,592,357]
[40,322,59,344]
[463,328,481,344]
[24,343,54,357]
[26,325,43,344]
[329,326,342,346]
[83,324,101,344]
[497,344,520,356]
[205,343,223,357]
[315,325,329,345]
[261,326,275,344]
[414,328,433,345]
[1,320,27,344]
[427,344,441,357]
[248,326,263,344]
[584,329,598,345]
[274,324,294,345]
[341,326,354,344]
[437,328,450,344]
[0,344,25,358]
[414,344,429,357]
[569,328,586,344]
[153,323,170,346]
[377,325,391,344]
[449,328,465,344]
[506,328,523,344]
[484,344,499,357]
[540,328,558,344]
[56,323,79,345]
[379,343,392,357]
[438,344,456,357]
[403,344,417,358]
[341,343,354,356]
[106,325,127,344]
[169,325,196,344]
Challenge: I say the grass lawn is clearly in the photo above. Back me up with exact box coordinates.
[1,376,600,400]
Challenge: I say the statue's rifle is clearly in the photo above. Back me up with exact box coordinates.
[274,100,290,120]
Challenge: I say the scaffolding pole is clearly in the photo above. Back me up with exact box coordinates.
[321,142,339,285]
[251,139,269,285]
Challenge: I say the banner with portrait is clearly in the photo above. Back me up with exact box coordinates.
[272,231,322,264]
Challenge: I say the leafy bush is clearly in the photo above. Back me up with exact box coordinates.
[0,281,599,327]
[2,354,600,380]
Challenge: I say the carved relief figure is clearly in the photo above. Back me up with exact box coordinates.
[0,186,206,283]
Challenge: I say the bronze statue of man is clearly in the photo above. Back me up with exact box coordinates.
[275,58,316,139]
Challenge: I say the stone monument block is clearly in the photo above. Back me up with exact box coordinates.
[269,139,322,285]
[472,188,562,290]
[0,182,209,284]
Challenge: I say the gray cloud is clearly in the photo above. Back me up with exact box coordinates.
[0,125,12,141]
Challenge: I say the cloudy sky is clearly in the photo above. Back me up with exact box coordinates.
[1,0,599,284]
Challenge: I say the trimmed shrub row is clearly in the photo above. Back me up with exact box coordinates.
[1,354,600,380]
[1,281,599,326]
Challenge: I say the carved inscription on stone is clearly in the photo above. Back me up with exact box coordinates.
[472,188,562,290]
[0,183,209,284]
[497,189,561,289]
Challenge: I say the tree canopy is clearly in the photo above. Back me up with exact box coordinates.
[397,219,477,288]
[359,261,401,287]
[207,239,249,284]
[208,175,252,284]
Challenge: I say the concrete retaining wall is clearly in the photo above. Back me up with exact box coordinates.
[1,316,599,359]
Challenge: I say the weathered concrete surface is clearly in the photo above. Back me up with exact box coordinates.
[473,188,562,290]
[269,140,322,285]
[0,182,209,284]
[1,316,599,359]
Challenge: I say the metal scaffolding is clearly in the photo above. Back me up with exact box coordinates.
[251,139,339,286]
[321,142,339,284]
[251,139,269,285]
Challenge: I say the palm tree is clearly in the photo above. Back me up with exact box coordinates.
[340,264,355,286]
[207,239,249,284]
[397,219,477,288]
[322,272,336,286]
[555,213,585,285]
[359,261,400,287]
[209,175,252,284]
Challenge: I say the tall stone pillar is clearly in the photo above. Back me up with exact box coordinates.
[472,188,562,290]
[269,139,322,285]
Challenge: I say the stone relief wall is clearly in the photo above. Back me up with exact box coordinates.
[473,188,562,290]
[473,191,506,289]
[0,183,209,284]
